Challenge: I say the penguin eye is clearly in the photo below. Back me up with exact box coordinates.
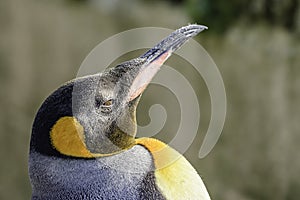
[95,98,114,114]
[95,98,114,108]
[103,99,114,107]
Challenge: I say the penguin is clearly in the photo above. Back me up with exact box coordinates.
[29,24,211,200]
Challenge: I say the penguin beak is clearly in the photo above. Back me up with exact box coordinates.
[127,24,208,102]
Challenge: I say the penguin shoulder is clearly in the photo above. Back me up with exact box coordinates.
[136,137,211,200]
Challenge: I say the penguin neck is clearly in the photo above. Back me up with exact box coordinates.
[49,116,137,159]
[84,119,137,156]
[105,125,136,152]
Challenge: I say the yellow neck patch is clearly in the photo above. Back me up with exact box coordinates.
[135,138,180,169]
[136,138,211,200]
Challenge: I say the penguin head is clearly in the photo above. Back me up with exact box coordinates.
[31,58,149,158]
[30,25,207,158]
[68,58,151,155]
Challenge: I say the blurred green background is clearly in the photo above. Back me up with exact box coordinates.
[0,0,300,199]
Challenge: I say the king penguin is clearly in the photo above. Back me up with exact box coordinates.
[29,24,211,200]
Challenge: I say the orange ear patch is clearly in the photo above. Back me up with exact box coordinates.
[50,116,94,158]
[51,116,134,158]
